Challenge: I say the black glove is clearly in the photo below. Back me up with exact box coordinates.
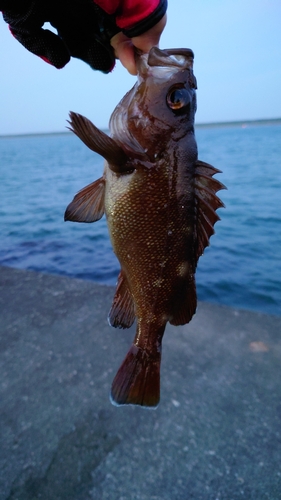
[1,0,119,72]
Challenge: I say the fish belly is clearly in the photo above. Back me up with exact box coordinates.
[105,161,195,324]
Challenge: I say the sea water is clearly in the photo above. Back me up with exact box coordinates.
[0,123,280,316]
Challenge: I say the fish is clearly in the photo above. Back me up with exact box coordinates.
[65,47,225,408]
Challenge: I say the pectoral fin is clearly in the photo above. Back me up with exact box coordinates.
[195,160,226,258]
[68,112,130,174]
[64,177,105,222]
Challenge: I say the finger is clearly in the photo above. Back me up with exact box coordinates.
[111,33,137,75]
[116,41,137,75]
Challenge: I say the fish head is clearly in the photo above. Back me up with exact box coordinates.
[110,47,197,160]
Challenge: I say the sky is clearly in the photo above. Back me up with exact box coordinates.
[1,0,281,135]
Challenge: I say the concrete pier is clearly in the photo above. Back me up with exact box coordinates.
[0,265,281,499]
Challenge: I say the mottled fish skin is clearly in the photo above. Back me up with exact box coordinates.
[65,47,226,408]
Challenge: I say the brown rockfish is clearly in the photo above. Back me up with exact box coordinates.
[65,47,225,408]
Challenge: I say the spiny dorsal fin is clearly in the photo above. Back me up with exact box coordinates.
[195,159,226,259]
[68,112,130,174]
[108,271,135,328]
[194,160,222,177]
[64,177,105,223]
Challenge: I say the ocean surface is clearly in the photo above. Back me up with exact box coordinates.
[1,122,280,316]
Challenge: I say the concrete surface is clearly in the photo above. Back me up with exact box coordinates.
[0,265,281,500]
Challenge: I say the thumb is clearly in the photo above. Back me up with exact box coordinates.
[111,33,137,75]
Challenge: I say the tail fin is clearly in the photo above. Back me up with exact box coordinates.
[110,344,161,408]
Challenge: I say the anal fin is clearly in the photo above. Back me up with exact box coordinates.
[108,271,135,328]
[64,177,105,223]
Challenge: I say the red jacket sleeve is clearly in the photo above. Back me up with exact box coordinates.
[93,0,167,37]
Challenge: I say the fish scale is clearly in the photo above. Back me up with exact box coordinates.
[65,47,225,408]
[108,167,185,300]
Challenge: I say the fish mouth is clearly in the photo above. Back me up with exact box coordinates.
[148,47,194,69]
[136,47,194,79]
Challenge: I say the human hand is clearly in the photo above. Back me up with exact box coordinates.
[110,14,167,75]
[1,0,167,74]
[1,0,118,72]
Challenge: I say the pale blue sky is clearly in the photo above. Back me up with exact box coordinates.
[1,0,281,135]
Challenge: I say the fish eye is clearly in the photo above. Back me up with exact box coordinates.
[166,86,191,111]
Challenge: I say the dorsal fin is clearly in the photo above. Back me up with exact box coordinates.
[194,160,222,177]
[68,112,130,174]
[64,177,105,223]
[195,160,226,258]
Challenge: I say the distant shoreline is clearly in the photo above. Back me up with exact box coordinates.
[195,117,281,129]
[1,117,281,138]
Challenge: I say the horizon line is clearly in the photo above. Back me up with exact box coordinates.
[1,117,281,139]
